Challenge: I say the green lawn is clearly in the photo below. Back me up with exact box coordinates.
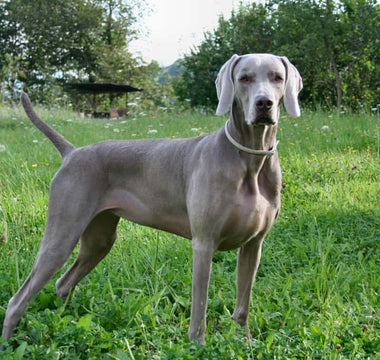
[0,105,379,359]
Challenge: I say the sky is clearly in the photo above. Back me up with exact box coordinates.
[130,0,252,67]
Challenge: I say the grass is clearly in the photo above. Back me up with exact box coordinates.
[0,104,379,359]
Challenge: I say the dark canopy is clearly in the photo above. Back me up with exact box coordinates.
[65,83,143,94]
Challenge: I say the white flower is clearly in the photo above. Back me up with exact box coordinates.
[148,129,158,134]
[66,119,73,122]
[321,125,329,131]
[0,144,6,152]
[190,128,199,132]
[294,123,298,127]
[113,128,120,133]
[32,140,39,143]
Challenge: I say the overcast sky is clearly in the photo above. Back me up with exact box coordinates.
[130,0,252,66]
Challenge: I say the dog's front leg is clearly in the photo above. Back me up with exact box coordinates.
[232,237,264,339]
[188,239,214,345]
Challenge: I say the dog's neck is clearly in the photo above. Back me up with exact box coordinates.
[229,103,278,171]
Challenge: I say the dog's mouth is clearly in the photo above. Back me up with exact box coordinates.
[245,107,277,126]
[252,115,276,126]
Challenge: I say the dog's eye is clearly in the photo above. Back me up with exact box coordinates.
[239,75,251,83]
[274,75,284,82]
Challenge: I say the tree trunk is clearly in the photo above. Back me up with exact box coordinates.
[329,49,343,111]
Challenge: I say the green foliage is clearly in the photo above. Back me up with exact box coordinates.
[127,61,178,114]
[272,0,379,110]
[0,0,178,115]
[0,106,379,358]
[173,3,273,109]
[0,0,147,103]
[175,0,379,111]
[0,0,102,89]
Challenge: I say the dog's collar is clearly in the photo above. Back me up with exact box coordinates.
[224,120,279,156]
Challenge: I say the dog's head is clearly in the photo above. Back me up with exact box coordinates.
[215,53,303,125]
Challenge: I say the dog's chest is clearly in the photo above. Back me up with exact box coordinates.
[217,181,279,251]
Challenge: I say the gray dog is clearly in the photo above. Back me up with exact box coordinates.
[2,53,302,344]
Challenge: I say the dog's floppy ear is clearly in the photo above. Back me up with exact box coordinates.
[215,54,241,115]
[281,56,303,117]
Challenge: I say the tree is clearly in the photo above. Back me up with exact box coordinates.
[130,61,176,112]
[338,0,379,109]
[1,1,101,81]
[272,0,379,110]
[174,3,274,109]
[271,0,343,107]
[174,0,379,111]
[0,0,146,103]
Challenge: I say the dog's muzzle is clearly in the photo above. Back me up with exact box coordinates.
[253,96,276,125]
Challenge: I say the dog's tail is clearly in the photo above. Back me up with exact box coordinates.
[21,92,75,158]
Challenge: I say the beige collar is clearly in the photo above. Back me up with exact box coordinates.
[224,120,279,156]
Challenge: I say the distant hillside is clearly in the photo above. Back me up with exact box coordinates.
[158,60,183,83]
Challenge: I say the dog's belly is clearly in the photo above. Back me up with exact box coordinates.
[99,185,278,251]
[99,188,192,239]
[114,207,192,239]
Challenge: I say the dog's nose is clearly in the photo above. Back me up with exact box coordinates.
[255,96,273,111]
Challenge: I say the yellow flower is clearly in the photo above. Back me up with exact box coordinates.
[32,164,38,168]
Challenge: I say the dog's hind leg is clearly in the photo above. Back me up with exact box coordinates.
[2,220,89,339]
[56,210,120,299]
[2,174,100,339]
